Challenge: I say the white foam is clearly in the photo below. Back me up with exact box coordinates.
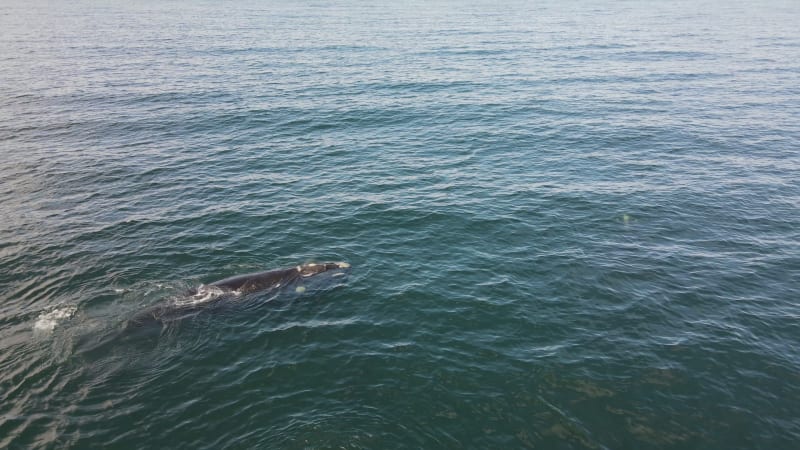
[174,284,227,306]
[33,305,77,333]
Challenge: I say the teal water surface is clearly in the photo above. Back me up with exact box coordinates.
[1,0,800,448]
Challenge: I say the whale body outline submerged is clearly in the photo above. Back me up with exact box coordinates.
[127,262,351,328]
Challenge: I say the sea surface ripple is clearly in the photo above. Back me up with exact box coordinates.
[1,0,799,448]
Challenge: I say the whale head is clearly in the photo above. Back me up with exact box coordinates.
[296,262,351,278]
[293,262,351,294]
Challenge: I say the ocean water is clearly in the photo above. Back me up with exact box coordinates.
[1,0,799,448]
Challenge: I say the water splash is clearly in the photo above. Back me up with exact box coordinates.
[172,284,228,307]
[33,305,77,334]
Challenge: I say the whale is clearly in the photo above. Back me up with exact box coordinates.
[127,262,351,328]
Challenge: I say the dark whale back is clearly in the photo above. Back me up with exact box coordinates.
[211,267,298,294]
[126,262,350,329]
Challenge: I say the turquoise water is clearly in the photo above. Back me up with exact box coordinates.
[2,0,799,448]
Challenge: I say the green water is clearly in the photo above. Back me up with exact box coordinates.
[1,0,799,448]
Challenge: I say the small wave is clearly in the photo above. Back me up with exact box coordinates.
[33,305,77,334]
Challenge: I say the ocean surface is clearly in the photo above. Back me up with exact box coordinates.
[1,0,799,448]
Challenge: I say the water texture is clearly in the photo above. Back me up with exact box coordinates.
[1,0,799,448]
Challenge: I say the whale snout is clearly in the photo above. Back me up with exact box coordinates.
[297,261,352,277]
[295,261,352,290]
